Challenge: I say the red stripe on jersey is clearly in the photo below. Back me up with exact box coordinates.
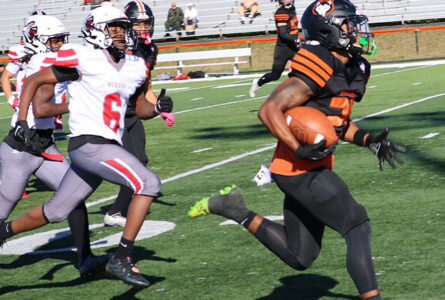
[8,51,19,62]
[105,160,142,194]
[58,48,77,58]
[54,58,79,67]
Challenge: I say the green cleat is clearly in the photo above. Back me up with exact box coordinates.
[189,185,249,224]
[188,197,210,218]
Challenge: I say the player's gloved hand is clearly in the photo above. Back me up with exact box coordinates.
[155,88,173,114]
[366,128,406,171]
[8,95,19,108]
[293,140,337,161]
[295,37,302,49]
[13,120,35,144]
[160,112,175,127]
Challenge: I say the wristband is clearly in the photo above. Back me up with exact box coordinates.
[353,129,370,146]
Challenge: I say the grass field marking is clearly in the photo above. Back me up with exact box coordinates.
[172,95,269,115]
[352,92,445,122]
[161,144,277,184]
[371,65,431,78]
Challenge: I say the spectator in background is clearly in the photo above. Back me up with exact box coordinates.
[164,2,184,37]
[184,3,199,27]
[239,0,261,24]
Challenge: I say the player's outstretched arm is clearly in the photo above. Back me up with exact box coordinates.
[1,69,18,107]
[344,122,407,171]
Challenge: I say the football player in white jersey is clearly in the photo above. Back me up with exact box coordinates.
[0,6,173,288]
[0,15,109,278]
[0,42,30,111]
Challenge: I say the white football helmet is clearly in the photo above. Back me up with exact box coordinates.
[22,15,69,54]
[81,6,134,54]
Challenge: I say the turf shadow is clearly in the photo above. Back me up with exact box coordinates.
[0,247,172,297]
[190,124,270,140]
[257,274,360,300]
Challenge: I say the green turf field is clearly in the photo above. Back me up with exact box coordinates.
[0,61,445,299]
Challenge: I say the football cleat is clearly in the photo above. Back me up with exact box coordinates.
[78,253,109,278]
[188,197,210,218]
[104,212,127,227]
[189,185,249,223]
[106,253,150,287]
[249,78,260,97]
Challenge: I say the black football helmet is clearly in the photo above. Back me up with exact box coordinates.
[279,0,294,6]
[301,0,374,56]
[31,9,46,16]
[124,1,154,44]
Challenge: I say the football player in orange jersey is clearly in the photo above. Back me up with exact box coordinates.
[250,0,300,97]
[190,1,406,299]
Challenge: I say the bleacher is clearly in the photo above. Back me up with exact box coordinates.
[1,0,445,53]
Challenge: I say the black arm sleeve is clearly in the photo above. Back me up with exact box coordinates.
[51,65,80,82]
[278,25,296,44]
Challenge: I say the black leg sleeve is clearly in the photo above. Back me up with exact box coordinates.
[67,202,91,264]
[344,221,380,296]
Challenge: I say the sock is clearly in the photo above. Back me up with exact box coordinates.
[115,237,134,259]
[240,211,257,228]
[67,203,91,264]
[0,221,15,240]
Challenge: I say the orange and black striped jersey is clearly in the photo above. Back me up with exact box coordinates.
[274,5,299,48]
[269,44,371,176]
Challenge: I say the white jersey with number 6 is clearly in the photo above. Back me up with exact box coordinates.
[11,52,68,130]
[54,43,147,145]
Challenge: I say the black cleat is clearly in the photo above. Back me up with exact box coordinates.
[106,254,150,288]
[207,185,249,223]
[78,253,109,278]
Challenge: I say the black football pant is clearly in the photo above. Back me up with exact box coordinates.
[108,116,148,216]
[249,168,378,295]
[257,44,295,87]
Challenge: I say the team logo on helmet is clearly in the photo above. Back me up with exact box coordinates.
[313,0,334,17]
[85,15,94,30]
[23,21,38,41]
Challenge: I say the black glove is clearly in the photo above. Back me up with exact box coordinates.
[294,139,337,161]
[155,88,173,114]
[366,128,406,171]
[13,120,35,145]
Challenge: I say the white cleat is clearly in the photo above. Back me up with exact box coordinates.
[249,78,260,98]
[104,212,126,227]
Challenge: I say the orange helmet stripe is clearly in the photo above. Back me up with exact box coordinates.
[136,0,145,14]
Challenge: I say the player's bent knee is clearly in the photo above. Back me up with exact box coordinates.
[286,255,310,271]
[137,172,162,197]
[43,204,70,223]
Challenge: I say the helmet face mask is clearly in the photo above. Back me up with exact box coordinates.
[124,1,155,45]
[302,0,374,57]
[22,15,69,54]
[81,6,134,57]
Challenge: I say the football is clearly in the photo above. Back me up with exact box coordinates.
[285,106,338,147]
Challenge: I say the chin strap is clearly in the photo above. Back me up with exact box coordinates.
[107,46,125,60]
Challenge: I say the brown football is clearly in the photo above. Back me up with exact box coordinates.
[284,106,338,147]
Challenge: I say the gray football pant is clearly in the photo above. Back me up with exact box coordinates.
[43,142,162,223]
[0,142,70,221]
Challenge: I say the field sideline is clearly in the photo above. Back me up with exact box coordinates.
[0,60,444,299]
